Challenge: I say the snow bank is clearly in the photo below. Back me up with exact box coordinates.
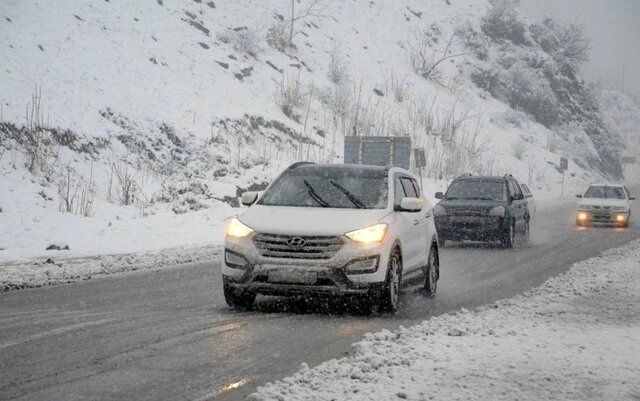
[0,244,219,292]
[249,240,640,401]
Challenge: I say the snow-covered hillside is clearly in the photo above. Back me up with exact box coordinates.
[1,0,637,263]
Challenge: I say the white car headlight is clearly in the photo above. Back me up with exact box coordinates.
[226,218,254,238]
[345,223,387,243]
[489,206,505,217]
[433,204,447,217]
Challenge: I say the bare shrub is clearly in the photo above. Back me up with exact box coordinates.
[274,73,305,122]
[266,19,291,52]
[216,28,261,57]
[24,84,50,174]
[268,0,325,51]
[481,0,527,45]
[502,109,527,128]
[327,46,349,86]
[384,70,409,103]
[58,164,96,217]
[511,139,527,159]
[110,162,141,206]
[531,18,590,72]
[409,30,465,86]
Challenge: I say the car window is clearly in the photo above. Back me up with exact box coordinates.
[445,180,508,201]
[400,177,418,198]
[511,181,523,197]
[260,168,389,209]
[521,184,531,197]
[584,186,626,199]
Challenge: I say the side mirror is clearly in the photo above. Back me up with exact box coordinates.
[435,192,444,200]
[511,194,524,202]
[630,197,636,201]
[399,197,424,212]
[576,194,582,198]
[240,191,259,207]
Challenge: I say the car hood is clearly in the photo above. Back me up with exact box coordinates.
[578,198,628,208]
[238,205,390,236]
[438,199,505,214]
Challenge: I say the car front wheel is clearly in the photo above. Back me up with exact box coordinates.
[424,244,438,297]
[380,249,402,313]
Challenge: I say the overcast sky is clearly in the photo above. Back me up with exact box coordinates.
[520,0,640,99]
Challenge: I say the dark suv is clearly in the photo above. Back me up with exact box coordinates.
[433,175,530,248]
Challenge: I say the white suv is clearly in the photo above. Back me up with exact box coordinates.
[222,163,440,312]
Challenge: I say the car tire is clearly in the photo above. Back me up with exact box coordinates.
[223,279,255,310]
[524,218,530,240]
[424,244,438,297]
[501,220,515,248]
[623,212,631,228]
[379,249,402,313]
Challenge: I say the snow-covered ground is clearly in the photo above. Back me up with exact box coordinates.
[249,239,640,401]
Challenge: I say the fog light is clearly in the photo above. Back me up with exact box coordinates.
[343,256,379,275]
[225,250,249,270]
[577,212,589,221]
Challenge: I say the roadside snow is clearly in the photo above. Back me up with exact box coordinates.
[249,240,640,401]
[0,244,219,291]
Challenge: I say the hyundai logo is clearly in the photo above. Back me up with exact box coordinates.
[287,237,307,249]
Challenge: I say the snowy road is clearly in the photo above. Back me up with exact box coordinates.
[1,200,640,401]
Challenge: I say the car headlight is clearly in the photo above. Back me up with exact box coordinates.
[433,204,447,217]
[226,218,254,238]
[345,223,387,243]
[489,206,505,217]
[578,205,592,210]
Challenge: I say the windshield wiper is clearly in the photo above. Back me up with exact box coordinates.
[303,179,330,207]
[329,180,365,209]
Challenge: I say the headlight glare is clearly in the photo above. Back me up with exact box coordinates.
[226,218,254,238]
[433,204,447,217]
[346,223,387,243]
[489,206,506,217]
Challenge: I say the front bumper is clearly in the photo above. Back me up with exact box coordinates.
[222,232,393,297]
[435,215,506,241]
[576,210,629,225]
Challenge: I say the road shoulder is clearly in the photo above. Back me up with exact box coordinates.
[249,239,640,401]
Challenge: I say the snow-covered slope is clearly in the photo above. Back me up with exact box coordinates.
[0,0,634,263]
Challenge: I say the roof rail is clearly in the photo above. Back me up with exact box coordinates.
[503,174,513,178]
[456,173,473,179]
[287,162,315,170]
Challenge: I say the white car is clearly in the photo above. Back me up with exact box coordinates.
[576,184,635,227]
[222,163,440,312]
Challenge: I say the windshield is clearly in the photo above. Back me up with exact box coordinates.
[583,186,626,199]
[445,180,507,201]
[259,168,388,209]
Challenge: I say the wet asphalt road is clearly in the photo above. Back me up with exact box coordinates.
[1,200,639,401]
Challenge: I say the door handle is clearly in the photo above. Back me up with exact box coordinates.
[414,219,420,226]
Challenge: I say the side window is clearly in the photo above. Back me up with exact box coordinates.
[624,186,631,199]
[400,177,418,198]
[509,181,523,198]
[394,176,406,206]
[410,179,421,198]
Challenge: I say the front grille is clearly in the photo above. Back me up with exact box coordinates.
[253,233,343,260]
